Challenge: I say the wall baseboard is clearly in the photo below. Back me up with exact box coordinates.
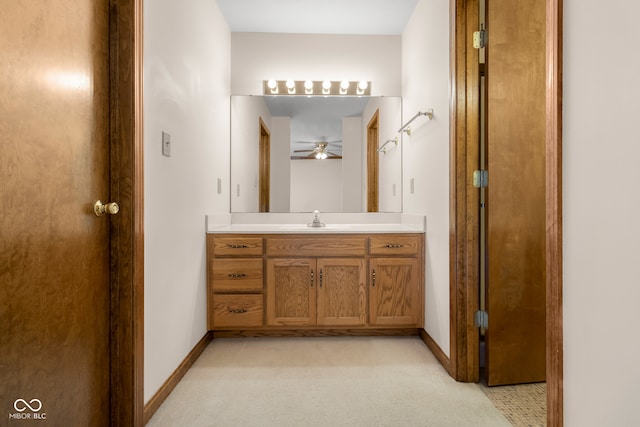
[144,331,213,425]
[419,329,451,374]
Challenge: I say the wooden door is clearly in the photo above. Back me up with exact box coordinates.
[266,259,316,326]
[485,0,546,386]
[317,258,367,326]
[0,1,112,424]
[369,258,419,326]
[367,110,379,212]
[259,118,270,212]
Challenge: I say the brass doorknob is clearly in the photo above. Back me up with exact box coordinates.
[94,200,120,217]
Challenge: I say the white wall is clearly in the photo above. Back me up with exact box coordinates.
[270,117,291,212]
[401,0,451,355]
[143,0,230,403]
[230,33,402,96]
[290,159,343,212]
[342,117,363,212]
[362,97,403,212]
[564,2,640,425]
[230,96,272,212]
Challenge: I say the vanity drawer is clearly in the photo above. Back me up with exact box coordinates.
[213,236,263,256]
[212,259,264,293]
[369,235,421,256]
[212,294,264,328]
[266,236,366,257]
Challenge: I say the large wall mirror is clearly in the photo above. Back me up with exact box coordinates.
[230,95,402,213]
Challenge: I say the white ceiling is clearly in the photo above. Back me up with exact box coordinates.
[215,0,419,35]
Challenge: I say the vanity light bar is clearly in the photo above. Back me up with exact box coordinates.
[263,80,371,96]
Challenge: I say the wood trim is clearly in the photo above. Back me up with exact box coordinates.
[419,329,451,373]
[546,0,563,424]
[143,332,213,424]
[449,0,563,424]
[109,0,144,425]
[367,109,380,212]
[449,0,480,382]
[212,328,420,338]
[259,117,270,212]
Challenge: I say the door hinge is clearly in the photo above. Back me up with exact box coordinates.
[473,170,488,188]
[475,310,488,329]
[473,26,486,49]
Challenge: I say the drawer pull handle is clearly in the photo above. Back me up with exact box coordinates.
[319,269,323,288]
[228,273,247,278]
[385,244,404,248]
[372,269,376,287]
[229,308,247,314]
[228,244,249,249]
[310,270,314,288]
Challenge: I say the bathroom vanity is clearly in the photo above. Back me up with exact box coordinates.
[206,215,425,336]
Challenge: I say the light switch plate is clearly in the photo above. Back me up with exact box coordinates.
[162,131,171,157]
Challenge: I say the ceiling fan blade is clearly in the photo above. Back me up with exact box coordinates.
[293,149,314,153]
[327,151,341,156]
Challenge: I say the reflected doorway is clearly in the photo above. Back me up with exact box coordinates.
[367,109,379,212]
[259,117,270,212]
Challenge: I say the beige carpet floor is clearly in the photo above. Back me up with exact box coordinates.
[147,336,512,427]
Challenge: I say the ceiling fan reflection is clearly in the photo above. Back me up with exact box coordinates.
[292,141,342,159]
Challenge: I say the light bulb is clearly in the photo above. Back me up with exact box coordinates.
[340,80,350,90]
[358,80,368,90]
[267,80,277,89]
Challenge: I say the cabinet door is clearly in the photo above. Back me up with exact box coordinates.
[266,258,316,326]
[369,258,420,326]
[317,258,367,326]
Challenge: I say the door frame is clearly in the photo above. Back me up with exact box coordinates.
[448,0,563,425]
[109,0,145,424]
[367,109,380,212]
[259,117,271,212]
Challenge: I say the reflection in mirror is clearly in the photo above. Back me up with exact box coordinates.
[230,96,402,213]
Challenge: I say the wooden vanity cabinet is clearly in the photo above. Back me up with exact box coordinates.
[266,258,316,326]
[266,257,367,327]
[265,236,367,327]
[207,233,423,333]
[207,236,265,329]
[316,258,367,326]
[369,235,423,327]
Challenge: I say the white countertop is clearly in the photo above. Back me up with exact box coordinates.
[205,213,426,234]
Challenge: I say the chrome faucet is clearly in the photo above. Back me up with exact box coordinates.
[308,210,326,228]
